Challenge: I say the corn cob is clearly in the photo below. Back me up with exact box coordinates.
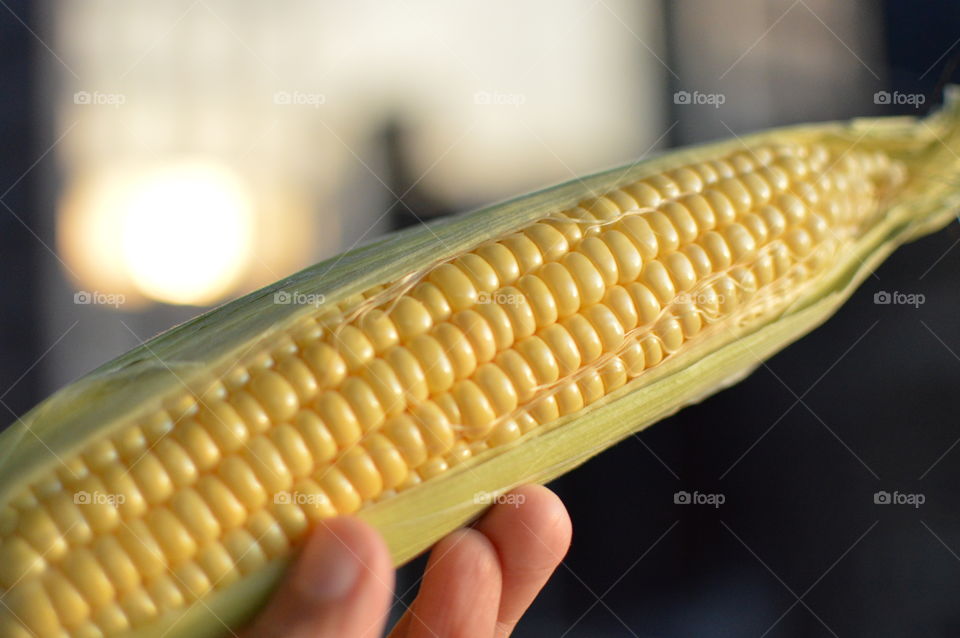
[3,91,960,638]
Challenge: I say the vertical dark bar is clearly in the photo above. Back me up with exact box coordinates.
[0,0,42,420]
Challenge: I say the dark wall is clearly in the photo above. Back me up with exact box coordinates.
[0,0,41,420]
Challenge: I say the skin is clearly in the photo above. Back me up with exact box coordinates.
[240,485,572,638]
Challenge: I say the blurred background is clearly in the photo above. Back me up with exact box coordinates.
[2,1,959,636]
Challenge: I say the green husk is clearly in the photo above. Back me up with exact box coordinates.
[4,89,960,638]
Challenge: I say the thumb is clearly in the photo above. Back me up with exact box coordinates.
[241,517,394,638]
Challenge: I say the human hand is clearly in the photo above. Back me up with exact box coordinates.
[240,484,572,638]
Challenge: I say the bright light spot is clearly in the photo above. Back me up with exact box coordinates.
[118,162,254,305]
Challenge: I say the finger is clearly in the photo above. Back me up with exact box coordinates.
[474,485,572,637]
[240,517,394,638]
[401,528,502,638]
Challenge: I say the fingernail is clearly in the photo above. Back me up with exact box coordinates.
[298,526,361,601]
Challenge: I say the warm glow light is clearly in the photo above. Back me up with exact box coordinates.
[119,163,254,305]
[58,160,256,307]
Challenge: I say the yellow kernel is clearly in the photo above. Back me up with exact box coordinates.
[147,508,197,565]
[516,275,558,328]
[428,263,478,312]
[555,382,584,415]
[120,589,159,628]
[494,349,539,403]
[129,453,174,506]
[359,359,405,417]
[640,260,677,305]
[454,380,498,438]
[319,468,363,514]
[411,402,455,456]
[476,242,520,285]
[384,345,429,402]
[474,363,519,416]
[584,304,626,352]
[294,410,337,464]
[303,342,347,389]
[626,282,661,325]
[452,309,498,364]
[338,447,383,501]
[218,456,267,511]
[497,286,537,338]
[539,324,582,375]
[603,286,638,331]
[524,222,569,262]
[332,325,375,372]
[170,488,221,543]
[578,369,606,405]
[246,510,290,559]
[153,438,198,488]
[174,562,212,601]
[366,434,408,490]
[148,575,185,613]
[407,334,455,394]
[341,377,385,432]
[456,252,501,292]
[620,216,659,259]
[44,571,90,628]
[664,251,697,293]
[316,391,362,446]
[390,296,434,339]
[198,400,248,454]
[432,323,477,380]
[602,230,642,284]
[0,537,46,589]
[474,300,515,350]
[702,189,737,225]
[562,252,605,306]
[410,281,452,323]
[722,223,757,261]
[62,546,115,607]
[561,314,602,365]
[244,435,294,494]
[623,181,662,208]
[516,336,560,385]
[231,390,271,435]
[663,201,699,243]
[645,211,680,254]
[384,414,428,468]
[716,177,752,213]
[223,528,268,575]
[176,419,221,472]
[580,236,619,286]
[540,261,581,318]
